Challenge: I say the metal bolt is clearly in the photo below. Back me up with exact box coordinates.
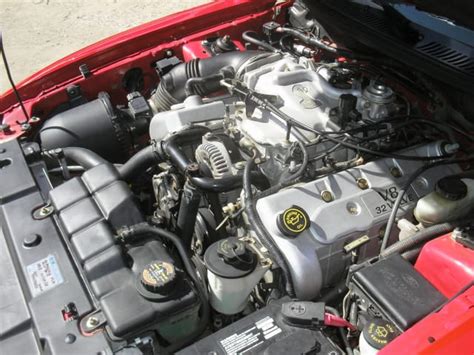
[415,177,429,189]
[0,123,12,134]
[234,161,246,170]
[33,205,54,220]
[378,227,385,239]
[444,143,460,155]
[357,178,369,190]
[86,317,99,328]
[21,123,31,131]
[321,190,334,202]
[390,167,402,178]
[186,163,200,176]
[346,202,360,215]
[40,206,53,216]
[451,227,463,240]
[348,206,358,215]
[30,116,41,123]
[261,259,272,267]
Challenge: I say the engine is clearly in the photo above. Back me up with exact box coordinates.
[146,50,461,303]
[4,6,474,355]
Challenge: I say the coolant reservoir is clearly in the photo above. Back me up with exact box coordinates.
[414,177,474,226]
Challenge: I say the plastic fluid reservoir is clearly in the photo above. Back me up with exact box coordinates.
[204,237,269,315]
[414,177,474,226]
[359,318,400,355]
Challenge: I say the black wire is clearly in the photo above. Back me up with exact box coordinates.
[242,31,278,52]
[338,117,451,136]
[254,139,348,200]
[253,95,454,162]
[276,26,348,56]
[325,306,353,355]
[0,31,30,123]
[279,34,298,58]
[353,119,453,144]
[243,155,296,297]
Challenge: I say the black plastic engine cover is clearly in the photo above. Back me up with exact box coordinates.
[48,159,200,339]
[0,139,199,354]
[0,140,109,354]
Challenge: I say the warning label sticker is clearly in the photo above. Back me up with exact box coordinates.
[220,316,282,355]
[26,255,64,297]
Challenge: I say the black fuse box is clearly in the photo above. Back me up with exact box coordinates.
[179,297,343,355]
[349,254,447,330]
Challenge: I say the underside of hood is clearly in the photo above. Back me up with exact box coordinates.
[298,0,474,93]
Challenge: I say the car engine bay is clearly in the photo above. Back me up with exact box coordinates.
[1,1,474,354]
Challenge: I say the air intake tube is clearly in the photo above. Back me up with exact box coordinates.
[150,50,269,111]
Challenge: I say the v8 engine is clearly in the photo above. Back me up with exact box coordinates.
[147,51,461,301]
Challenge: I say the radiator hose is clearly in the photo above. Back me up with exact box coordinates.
[57,129,267,191]
[61,146,109,169]
[60,145,162,182]
[380,222,454,259]
[118,145,160,181]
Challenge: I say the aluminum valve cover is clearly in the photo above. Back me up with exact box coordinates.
[255,143,460,300]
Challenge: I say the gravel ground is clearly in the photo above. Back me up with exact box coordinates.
[0,0,209,92]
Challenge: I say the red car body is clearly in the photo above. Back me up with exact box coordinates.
[1,1,473,353]
[0,0,286,141]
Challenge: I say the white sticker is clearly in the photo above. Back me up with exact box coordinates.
[26,255,64,296]
[220,316,282,355]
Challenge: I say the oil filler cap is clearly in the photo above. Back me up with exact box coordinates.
[139,260,177,295]
[277,205,310,237]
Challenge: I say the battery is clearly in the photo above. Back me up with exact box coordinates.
[178,297,343,355]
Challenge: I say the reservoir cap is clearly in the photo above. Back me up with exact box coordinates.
[363,318,400,350]
[435,176,467,201]
[205,238,257,279]
[140,261,177,295]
